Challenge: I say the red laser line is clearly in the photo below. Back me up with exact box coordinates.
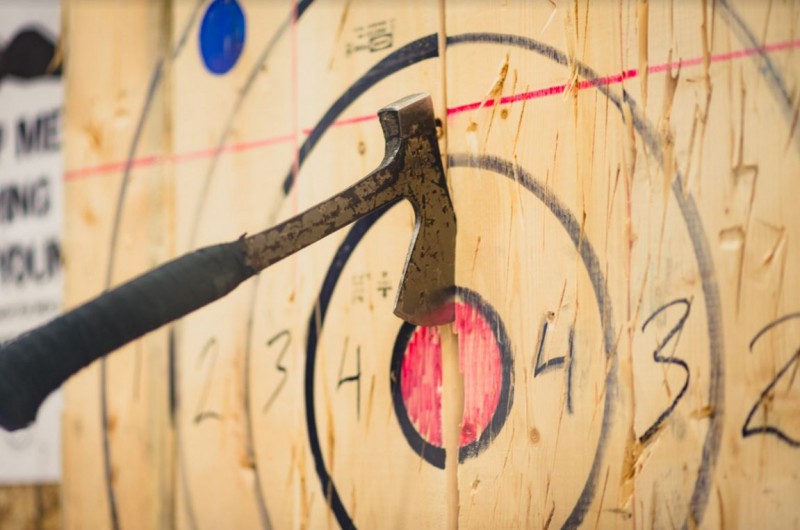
[64,37,799,182]
[300,112,377,134]
[65,134,296,180]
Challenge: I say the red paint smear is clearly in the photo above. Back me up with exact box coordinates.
[63,37,800,181]
[400,301,503,448]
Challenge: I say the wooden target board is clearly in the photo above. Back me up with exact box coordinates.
[61,0,800,528]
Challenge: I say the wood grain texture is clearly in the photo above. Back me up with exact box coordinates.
[62,1,175,528]
[0,484,60,530]
[59,0,800,528]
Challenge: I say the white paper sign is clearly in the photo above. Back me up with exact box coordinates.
[0,1,63,484]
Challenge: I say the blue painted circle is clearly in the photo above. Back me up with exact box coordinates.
[199,0,246,75]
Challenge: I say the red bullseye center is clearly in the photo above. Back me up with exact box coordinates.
[400,301,503,448]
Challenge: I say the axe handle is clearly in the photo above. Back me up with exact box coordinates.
[0,239,255,431]
[0,165,396,433]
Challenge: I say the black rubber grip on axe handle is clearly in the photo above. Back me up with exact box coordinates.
[0,239,255,431]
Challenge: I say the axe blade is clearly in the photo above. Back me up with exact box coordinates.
[378,94,456,326]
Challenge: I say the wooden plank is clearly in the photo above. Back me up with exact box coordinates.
[170,1,295,528]
[62,1,175,528]
[0,484,59,530]
[170,1,447,528]
[442,0,800,527]
[292,3,447,527]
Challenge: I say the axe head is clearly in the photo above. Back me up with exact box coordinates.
[377,93,456,326]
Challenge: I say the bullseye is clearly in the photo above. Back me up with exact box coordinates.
[391,287,513,468]
[400,301,503,447]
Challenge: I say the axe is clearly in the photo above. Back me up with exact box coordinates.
[0,93,456,431]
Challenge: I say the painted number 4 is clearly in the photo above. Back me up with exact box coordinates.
[533,314,575,414]
[337,337,362,420]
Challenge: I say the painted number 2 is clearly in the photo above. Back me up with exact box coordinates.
[195,337,222,424]
[742,312,800,448]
